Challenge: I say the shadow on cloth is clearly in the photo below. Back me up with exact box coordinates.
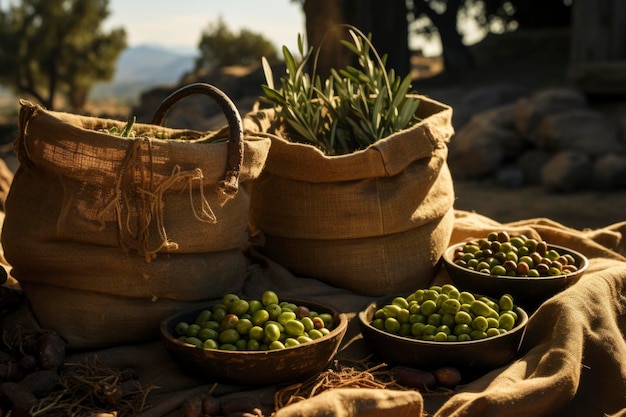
[1,209,626,417]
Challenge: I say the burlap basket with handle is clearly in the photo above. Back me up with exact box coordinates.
[1,83,271,350]
[244,95,455,297]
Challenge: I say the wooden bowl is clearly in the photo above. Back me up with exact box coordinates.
[442,242,589,308]
[358,295,528,370]
[160,299,348,385]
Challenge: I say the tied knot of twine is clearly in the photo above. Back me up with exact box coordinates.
[117,138,227,262]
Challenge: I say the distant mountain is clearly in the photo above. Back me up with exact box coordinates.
[90,44,196,103]
[113,44,196,83]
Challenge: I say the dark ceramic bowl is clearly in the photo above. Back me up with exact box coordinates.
[442,243,589,308]
[161,299,348,385]
[358,295,528,370]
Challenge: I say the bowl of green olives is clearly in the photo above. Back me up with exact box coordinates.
[358,285,529,370]
[442,231,589,308]
[160,291,348,385]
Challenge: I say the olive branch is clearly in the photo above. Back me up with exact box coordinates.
[260,25,421,156]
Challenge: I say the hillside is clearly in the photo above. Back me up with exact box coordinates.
[89,45,196,104]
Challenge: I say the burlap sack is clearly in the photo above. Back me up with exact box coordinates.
[243,95,455,296]
[1,84,271,350]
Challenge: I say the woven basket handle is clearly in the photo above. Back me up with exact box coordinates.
[151,82,244,195]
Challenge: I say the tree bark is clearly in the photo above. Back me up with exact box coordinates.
[303,0,351,80]
[413,0,473,74]
[302,0,411,78]
[345,0,410,78]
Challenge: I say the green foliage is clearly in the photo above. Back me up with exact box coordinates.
[0,0,126,110]
[260,27,421,156]
[195,17,278,71]
[100,116,136,137]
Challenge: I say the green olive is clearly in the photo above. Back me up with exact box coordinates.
[278,311,297,326]
[235,318,253,335]
[219,328,240,345]
[411,322,426,337]
[440,299,461,315]
[453,232,578,278]
[261,290,279,306]
[420,300,438,316]
[185,337,203,348]
[370,284,519,343]
[194,310,212,325]
[392,296,409,309]
[264,323,281,342]
[308,329,324,340]
[248,325,265,341]
[203,339,219,350]
[490,265,507,275]
[498,313,516,331]
[268,340,286,350]
[230,299,250,316]
[454,311,473,326]
[284,319,305,337]
[198,328,218,341]
[222,294,240,310]
[186,324,201,338]
[385,317,401,334]
[174,322,189,337]
[247,339,261,350]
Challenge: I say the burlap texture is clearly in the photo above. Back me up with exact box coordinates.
[273,388,424,417]
[243,96,456,296]
[2,210,625,416]
[1,100,271,350]
[1,100,625,414]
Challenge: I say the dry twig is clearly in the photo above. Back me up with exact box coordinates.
[30,356,154,417]
[274,357,407,409]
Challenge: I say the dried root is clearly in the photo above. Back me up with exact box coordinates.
[29,356,154,417]
[274,356,459,412]
[274,357,406,409]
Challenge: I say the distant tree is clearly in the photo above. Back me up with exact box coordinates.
[410,0,573,73]
[296,0,572,76]
[477,0,571,30]
[0,0,126,111]
[411,0,473,74]
[195,17,279,71]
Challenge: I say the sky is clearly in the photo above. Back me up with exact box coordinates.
[104,0,306,55]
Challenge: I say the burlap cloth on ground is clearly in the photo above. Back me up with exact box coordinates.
[1,149,625,417]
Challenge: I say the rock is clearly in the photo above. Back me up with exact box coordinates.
[448,104,527,178]
[495,164,525,187]
[513,88,588,136]
[593,154,626,189]
[451,83,529,130]
[517,148,553,185]
[530,109,624,156]
[541,150,593,192]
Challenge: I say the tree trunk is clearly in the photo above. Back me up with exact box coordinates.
[302,0,411,78]
[345,0,410,78]
[303,0,351,80]
[413,0,473,74]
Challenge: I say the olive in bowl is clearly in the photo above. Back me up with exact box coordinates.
[358,285,529,370]
[161,292,348,385]
[442,231,589,308]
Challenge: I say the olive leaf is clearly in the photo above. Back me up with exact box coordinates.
[260,26,421,155]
